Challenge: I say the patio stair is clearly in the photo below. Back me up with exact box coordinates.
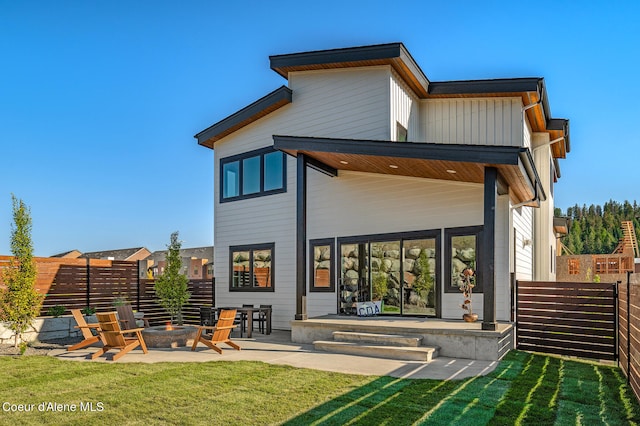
[313,331,439,362]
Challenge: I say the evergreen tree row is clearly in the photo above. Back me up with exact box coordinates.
[555,200,640,255]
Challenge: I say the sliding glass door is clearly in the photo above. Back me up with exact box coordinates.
[338,231,439,316]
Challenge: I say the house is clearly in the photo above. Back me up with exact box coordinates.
[50,249,82,259]
[556,220,638,283]
[78,247,151,262]
[143,246,214,280]
[195,42,571,332]
[52,247,151,261]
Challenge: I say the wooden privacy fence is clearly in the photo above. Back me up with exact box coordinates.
[619,273,640,405]
[516,280,618,361]
[0,256,214,325]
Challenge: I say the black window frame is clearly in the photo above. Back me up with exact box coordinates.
[219,146,286,203]
[444,225,483,293]
[309,238,335,293]
[229,243,275,292]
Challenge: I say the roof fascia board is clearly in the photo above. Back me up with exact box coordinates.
[269,42,429,96]
[547,118,570,153]
[273,135,523,166]
[195,86,292,149]
[428,78,542,95]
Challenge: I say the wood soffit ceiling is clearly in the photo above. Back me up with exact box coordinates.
[275,141,539,206]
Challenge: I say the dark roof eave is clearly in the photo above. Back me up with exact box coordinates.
[547,118,571,153]
[428,77,543,96]
[195,86,293,149]
[269,42,429,97]
[273,135,525,165]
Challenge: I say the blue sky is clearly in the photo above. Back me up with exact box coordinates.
[1,1,639,256]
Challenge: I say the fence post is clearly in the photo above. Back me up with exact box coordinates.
[86,258,91,308]
[615,281,620,362]
[628,271,632,384]
[212,277,215,306]
[136,260,141,311]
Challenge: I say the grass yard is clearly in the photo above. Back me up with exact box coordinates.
[0,350,639,425]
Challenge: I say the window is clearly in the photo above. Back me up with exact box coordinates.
[220,147,286,202]
[230,243,274,291]
[310,238,335,292]
[444,226,483,293]
[396,123,408,142]
[568,259,580,275]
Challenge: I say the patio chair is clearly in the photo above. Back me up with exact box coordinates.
[257,304,272,334]
[115,304,150,329]
[191,309,241,354]
[91,312,148,361]
[67,309,101,351]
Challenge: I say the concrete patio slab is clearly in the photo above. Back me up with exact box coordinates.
[48,330,498,380]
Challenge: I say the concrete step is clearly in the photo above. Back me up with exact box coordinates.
[333,331,423,347]
[314,340,439,362]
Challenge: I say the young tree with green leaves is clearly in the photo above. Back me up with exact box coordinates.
[154,231,190,325]
[0,195,44,348]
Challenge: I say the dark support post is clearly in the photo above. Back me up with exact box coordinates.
[482,167,497,331]
[295,154,308,320]
[86,258,91,308]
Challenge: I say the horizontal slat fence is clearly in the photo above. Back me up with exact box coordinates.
[619,273,640,405]
[0,256,213,325]
[516,280,617,360]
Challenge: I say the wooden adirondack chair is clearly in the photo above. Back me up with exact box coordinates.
[67,309,101,351]
[91,312,148,361]
[115,304,150,330]
[191,309,241,354]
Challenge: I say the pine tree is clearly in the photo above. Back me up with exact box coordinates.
[154,232,190,325]
[0,195,44,348]
[557,199,640,254]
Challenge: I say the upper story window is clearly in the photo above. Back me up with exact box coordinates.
[220,147,286,202]
[396,123,408,142]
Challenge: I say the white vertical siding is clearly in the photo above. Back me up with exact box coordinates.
[495,194,511,321]
[513,205,534,280]
[288,67,390,140]
[532,132,556,280]
[422,98,523,146]
[390,71,420,141]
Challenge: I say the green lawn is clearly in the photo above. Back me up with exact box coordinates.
[0,350,639,425]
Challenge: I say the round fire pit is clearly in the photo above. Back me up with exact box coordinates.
[141,325,198,348]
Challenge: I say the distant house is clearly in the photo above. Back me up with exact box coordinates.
[51,247,151,261]
[50,249,82,259]
[78,247,151,262]
[557,220,639,282]
[143,246,214,280]
[195,42,571,331]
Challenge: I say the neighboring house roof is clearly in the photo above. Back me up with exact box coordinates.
[79,247,151,261]
[196,42,570,161]
[145,246,214,262]
[50,249,82,258]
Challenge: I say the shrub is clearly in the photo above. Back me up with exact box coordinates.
[46,305,65,317]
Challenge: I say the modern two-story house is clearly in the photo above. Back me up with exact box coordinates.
[195,43,570,332]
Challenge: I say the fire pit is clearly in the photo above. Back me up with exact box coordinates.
[141,324,198,348]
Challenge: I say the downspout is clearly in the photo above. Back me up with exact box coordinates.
[511,183,539,210]
[533,137,565,152]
